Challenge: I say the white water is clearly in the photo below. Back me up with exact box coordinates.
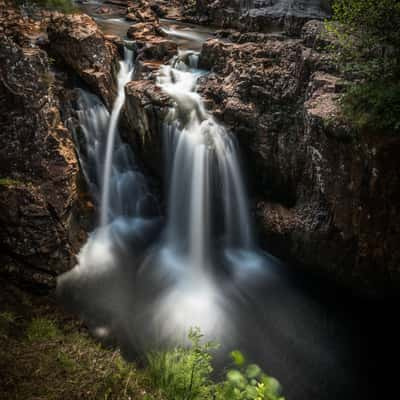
[158,51,254,263]
[100,48,135,225]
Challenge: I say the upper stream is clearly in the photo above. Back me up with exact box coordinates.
[58,8,396,400]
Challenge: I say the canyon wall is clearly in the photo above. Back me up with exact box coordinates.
[0,4,118,288]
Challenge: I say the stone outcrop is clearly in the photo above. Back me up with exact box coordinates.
[123,79,172,177]
[47,13,119,108]
[195,22,400,295]
[0,34,81,288]
[127,22,178,62]
[185,0,331,35]
[126,0,158,22]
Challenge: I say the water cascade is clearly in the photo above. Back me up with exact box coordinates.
[100,47,135,225]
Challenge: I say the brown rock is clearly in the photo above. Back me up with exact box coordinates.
[47,13,119,108]
[0,35,82,288]
[126,0,158,23]
[123,80,172,176]
[127,22,178,62]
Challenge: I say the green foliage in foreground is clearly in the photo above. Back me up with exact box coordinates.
[147,327,285,400]
[326,0,400,135]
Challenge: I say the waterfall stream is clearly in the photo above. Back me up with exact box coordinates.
[58,16,385,400]
[100,47,135,226]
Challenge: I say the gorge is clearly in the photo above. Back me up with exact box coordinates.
[1,1,399,399]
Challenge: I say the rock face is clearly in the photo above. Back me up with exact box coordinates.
[187,0,331,35]
[126,0,159,22]
[127,22,178,62]
[0,33,81,288]
[123,80,172,177]
[47,13,119,108]
[195,22,400,295]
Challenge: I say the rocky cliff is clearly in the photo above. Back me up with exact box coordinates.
[0,3,119,288]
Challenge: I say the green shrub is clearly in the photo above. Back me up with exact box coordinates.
[146,328,285,400]
[146,327,216,400]
[341,80,400,134]
[326,0,400,134]
[215,351,284,400]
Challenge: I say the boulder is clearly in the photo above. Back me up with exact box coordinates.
[47,13,119,108]
[127,22,178,62]
[126,0,159,22]
[123,80,172,177]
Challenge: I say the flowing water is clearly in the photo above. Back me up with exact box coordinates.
[59,10,397,400]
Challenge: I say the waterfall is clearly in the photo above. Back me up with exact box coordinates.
[72,47,156,225]
[100,47,135,226]
[157,51,254,273]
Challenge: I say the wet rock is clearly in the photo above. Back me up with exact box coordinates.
[47,13,119,108]
[123,80,172,177]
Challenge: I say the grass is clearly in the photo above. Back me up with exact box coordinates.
[147,329,285,400]
[0,281,162,400]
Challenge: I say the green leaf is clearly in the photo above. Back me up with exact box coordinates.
[227,370,246,386]
[230,350,245,367]
[245,364,262,379]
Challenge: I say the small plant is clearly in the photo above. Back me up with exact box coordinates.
[26,317,60,342]
[215,351,284,400]
[0,311,16,324]
[57,351,76,371]
[146,328,285,400]
[146,327,217,400]
[0,311,16,335]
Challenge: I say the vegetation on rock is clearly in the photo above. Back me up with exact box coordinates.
[327,0,400,134]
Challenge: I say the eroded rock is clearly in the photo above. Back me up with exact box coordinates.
[47,13,119,107]
[196,36,400,295]
[0,35,82,288]
[186,0,331,36]
[127,22,178,62]
[123,80,172,176]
